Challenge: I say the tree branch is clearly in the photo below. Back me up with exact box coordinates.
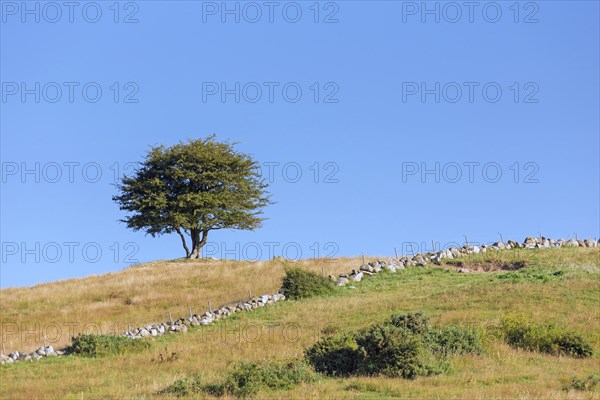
[198,228,209,249]
[175,227,191,258]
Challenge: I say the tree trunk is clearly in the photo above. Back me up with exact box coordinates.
[188,228,209,259]
[175,227,191,258]
[189,228,199,258]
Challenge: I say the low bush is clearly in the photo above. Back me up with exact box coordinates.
[162,378,190,397]
[564,374,600,391]
[281,268,334,300]
[306,313,481,380]
[202,383,225,397]
[501,316,592,358]
[160,360,316,398]
[355,323,443,379]
[69,334,150,357]
[388,312,431,334]
[304,333,363,377]
[425,326,484,356]
[223,359,318,398]
[160,375,202,397]
[160,374,204,397]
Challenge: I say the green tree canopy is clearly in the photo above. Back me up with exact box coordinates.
[113,136,271,258]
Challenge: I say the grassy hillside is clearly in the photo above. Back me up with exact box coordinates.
[0,257,352,351]
[0,248,599,399]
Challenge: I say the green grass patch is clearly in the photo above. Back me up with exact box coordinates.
[345,381,381,392]
[68,334,151,358]
[497,269,565,283]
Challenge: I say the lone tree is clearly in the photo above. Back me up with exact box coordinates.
[113,136,271,259]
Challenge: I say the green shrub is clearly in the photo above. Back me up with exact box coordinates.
[202,383,225,397]
[320,325,340,336]
[388,312,431,334]
[425,326,484,356]
[281,268,334,300]
[160,361,315,398]
[564,374,600,391]
[164,378,189,397]
[161,374,203,397]
[304,333,363,377]
[305,312,483,381]
[224,359,318,398]
[69,334,150,357]
[355,324,443,379]
[554,332,594,358]
[162,377,190,397]
[501,316,592,358]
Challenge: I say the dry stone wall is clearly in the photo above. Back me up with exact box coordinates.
[331,236,599,286]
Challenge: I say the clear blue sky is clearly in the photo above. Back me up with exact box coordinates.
[1,1,598,288]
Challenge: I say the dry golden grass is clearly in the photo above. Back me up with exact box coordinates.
[0,257,353,352]
[0,248,599,399]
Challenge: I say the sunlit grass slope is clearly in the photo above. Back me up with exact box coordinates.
[0,248,599,399]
